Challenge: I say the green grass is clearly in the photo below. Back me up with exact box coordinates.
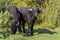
[0,25,60,40]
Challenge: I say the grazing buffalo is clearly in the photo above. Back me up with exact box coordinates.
[18,6,41,36]
[2,6,22,34]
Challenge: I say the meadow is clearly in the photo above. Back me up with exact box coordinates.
[0,25,60,40]
[0,0,60,40]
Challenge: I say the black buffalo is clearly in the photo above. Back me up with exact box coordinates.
[2,6,41,36]
[2,6,22,34]
[18,6,41,36]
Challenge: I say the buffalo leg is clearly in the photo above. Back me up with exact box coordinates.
[18,20,22,33]
[11,20,18,34]
[28,20,35,36]
[21,20,26,33]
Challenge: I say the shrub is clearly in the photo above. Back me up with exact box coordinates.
[0,11,11,28]
[41,0,60,27]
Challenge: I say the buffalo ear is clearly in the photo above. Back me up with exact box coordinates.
[28,9,33,11]
[2,7,6,13]
[38,8,42,13]
[38,9,40,13]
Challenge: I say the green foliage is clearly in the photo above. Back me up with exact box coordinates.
[40,22,55,29]
[0,0,14,12]
[10,0,27,7]
[0,11,10,28]
[41,0,60,27]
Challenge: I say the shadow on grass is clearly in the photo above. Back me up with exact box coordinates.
[0,28,56,38]
[23,28,56,37]
[33,28,56,34]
